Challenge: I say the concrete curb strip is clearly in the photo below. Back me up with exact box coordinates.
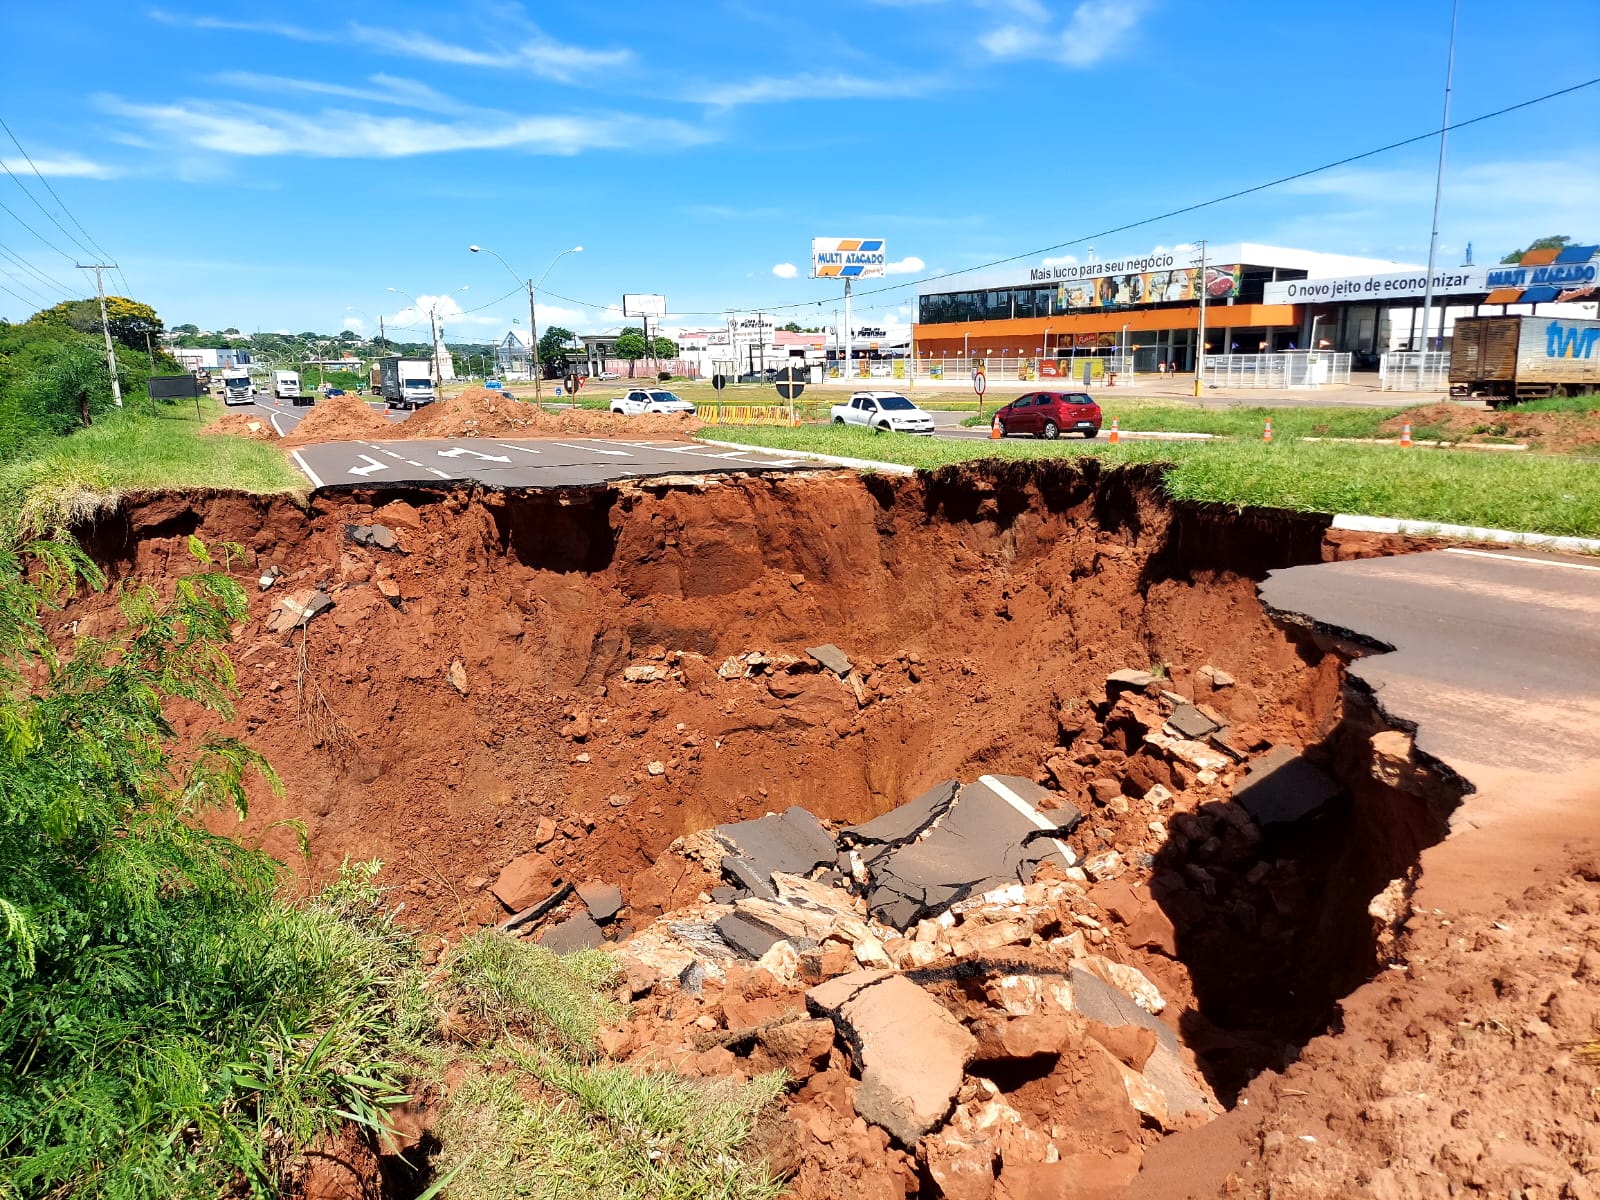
[1331,513,1600,555]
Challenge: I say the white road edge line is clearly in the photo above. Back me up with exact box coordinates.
[495,443,543,454]
[288,450,325,489]
[1442,547,1600,573]
[695,437,915,476]
[269,412,287,437]
[428,468,452,478]
[977,775,1075,865]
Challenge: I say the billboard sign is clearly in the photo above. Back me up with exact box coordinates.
[622,293,666,317]
[1263,267,1492,305]
[812,238,887,279]
[1057,264,1240,310]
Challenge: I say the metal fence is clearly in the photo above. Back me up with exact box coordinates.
[828,356,1122,384]
[1378,351,1450,392]
[1200,351,1352,389]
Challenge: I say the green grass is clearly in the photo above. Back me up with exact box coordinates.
[0,396,303,541]
[701,423,1600,538]
[1504,391,1600,413]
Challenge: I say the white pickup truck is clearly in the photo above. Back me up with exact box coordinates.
[830,391,936,435]
[610,388,695,416]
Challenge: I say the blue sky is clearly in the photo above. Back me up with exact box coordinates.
[2,0,1596,342]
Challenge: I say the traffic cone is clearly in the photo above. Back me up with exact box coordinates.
[1263,418,1273,444]
[990,416,1002,440]
[1108,417,1120,445]
[1400,421,1413,448]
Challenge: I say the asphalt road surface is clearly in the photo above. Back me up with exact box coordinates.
[288,436,816,490]
[1260,547,1600,776]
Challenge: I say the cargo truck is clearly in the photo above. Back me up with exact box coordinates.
[1450,315,1600,406]
[377,356,436,409]
[272,370,304,403]
[221,369,254,405]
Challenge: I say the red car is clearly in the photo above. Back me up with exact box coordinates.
[992,391,1102,439]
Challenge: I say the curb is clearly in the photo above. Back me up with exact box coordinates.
[695,437,915,476]
[1331,513,1600,555]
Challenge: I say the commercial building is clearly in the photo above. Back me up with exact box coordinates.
[911,242,1600,374]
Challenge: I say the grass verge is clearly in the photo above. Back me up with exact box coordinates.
[703,423,1600,537]
[0,397,303,541]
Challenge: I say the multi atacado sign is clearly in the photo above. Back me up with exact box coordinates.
[812,238,887,279]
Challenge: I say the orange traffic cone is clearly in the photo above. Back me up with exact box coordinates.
[989,417,1002,440]
[1108,417,1120,445]
[1263,418,1273,444]
[1400,421,1413,448]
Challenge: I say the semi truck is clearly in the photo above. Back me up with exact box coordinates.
[377,356,436,409]
[272,370,303,403]
[221,369,254,405]
[1450,315,1600,406]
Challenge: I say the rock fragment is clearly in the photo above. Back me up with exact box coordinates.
[1232,744,1339,827]
[805,643,853,676]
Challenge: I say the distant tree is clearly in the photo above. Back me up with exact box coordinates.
[31,297,164,353]
[538,326,577,368]
[1501,235,1572,264]
[174,323,199,335]
[613,328,646,360]
[223,327,241,336]
[337,330,360,343]
[17,340,113,431]
[650,335,677,358]
[781,321,802,333]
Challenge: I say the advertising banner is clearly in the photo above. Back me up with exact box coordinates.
[1263,269,1491,305]
[1057,264,1239,310]
[813,238,887,279]
[622,293,666,317]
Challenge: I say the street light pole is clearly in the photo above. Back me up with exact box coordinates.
[470,243,582,407]
[1420,0,1460,352]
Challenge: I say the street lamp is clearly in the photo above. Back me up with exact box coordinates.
[470,243,583,405]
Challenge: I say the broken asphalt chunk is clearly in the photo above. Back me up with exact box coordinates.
[266,588,332,634]
[714,911,788,959]
[1231,745,1339,828]
[538,912,605,954]
[1105,668,1158,695]
[841,779,959,860]
[715,806,837,888]
[805,643,853,676]
[343,523,402,552]
[576,881,623,923]
[1165,703,1219,741]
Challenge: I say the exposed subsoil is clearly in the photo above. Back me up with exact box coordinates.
[55,460,1600,1198]
[201,412,281,439]
[1381,401,1600,453]
[275,387,696,448]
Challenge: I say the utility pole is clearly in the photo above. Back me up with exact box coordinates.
[843,280,853,383]
[78,263,122,407]
[1193,240,1209,388]
[1419,0,1460,352]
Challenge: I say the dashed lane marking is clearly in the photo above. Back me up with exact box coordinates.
[554,441,632,456]
[495,443,544,454]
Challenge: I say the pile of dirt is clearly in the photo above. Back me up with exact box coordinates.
[397,387,697,439]
[201,413,279,440]
[280,393,395,447]
[1383,401,1600,453]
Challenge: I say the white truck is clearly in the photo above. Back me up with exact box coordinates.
[830,391,936,435]
[377,356,436,409]
[610,388,695,416]
[221,370,254,406]
[272,370,303,403]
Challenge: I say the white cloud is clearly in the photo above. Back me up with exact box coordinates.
[1041,253,1078,266]
[387,293,504,330]
[0,154,120,179]
[211,72,478,115]
[102,96,713,159]
[771,262,799,279]
[342,316,365,333]
[153,9,630,84]
[686,72,936,106]
[883,256,926,275]
[982,0,1148,67]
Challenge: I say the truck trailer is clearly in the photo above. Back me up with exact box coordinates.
[272,370,304,403]
[1450,315,1600,406]
[376,356,436,409]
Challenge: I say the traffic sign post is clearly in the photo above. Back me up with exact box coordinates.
[972,367,987,417]
[712,372,726,421]
[774,367,805,426]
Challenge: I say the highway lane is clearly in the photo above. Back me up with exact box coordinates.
[1260,547,1600,776]
[239,396,405,435]
[287,436,817,491]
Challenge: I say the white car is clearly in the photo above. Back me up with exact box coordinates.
[830,391,936,435]
[610,388,696,416]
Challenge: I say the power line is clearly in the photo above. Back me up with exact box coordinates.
[0,195,74,262]
[0,116,129,295]
[0,269,54,307]
[0,239,73,295]
[0,279,46,311]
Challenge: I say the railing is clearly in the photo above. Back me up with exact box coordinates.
[1379,351,1450,392]
[1201,351,1352,388]
[827,356,1120,384]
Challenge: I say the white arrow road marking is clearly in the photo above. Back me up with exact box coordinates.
[437,447,512,462]
[494,443,543,454]
[349,454,390,477]
[428,468,452,478]
[554,442,632,456]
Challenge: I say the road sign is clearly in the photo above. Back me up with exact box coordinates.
[712,373,727,392]
[774,367,806,402]
[972,369,987,397]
